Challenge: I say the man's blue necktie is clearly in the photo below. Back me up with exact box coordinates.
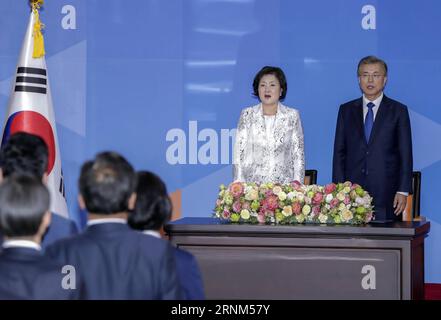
[364,102,375,142]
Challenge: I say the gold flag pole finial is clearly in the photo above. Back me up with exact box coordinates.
[30,0,45,58]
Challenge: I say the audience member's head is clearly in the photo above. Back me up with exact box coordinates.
[128,171,172,231]
[0,132,48,180]
[0,174,50,240]
[79,151,136,215]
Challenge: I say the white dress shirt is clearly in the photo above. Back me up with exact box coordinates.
[2,239,41,251]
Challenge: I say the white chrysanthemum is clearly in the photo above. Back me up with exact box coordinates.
[278,191,287,201]
[318,214,328,223]
[325,194,333,203]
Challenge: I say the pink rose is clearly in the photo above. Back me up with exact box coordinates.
[232,201,241,213]
[229,182,244,198]
[291,180,302,190]
[292,202,301,215]
[343,196,351,205]
[222,209,231,219]
[312,205,321,216]
[312,192,324,205]
[324,183,336,194]
[262,195,279,211]
[330,198,339,208]
[351,183,361,190]
[242,202,250,210]
[257,213,266,224]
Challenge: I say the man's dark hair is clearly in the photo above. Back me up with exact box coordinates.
[252,66,288,101]
[79,151,136,214]
[128,171,172,231]
[357,55,388,76]
[0,132,48,178]
[0,174,50,237]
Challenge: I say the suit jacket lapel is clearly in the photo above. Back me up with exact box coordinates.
[368,95,389,146]
[351,98,365,144]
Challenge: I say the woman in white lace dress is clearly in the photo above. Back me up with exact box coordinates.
[233,66,305,184]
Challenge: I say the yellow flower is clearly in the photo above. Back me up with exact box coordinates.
[337,192,345,201]
[272,186,282,195]
[341,209,353,222]
[282,206,293,217]
[318,214,328,223]
[302,205,311,215]
[278,191,287,201]
[245,189,258,201]
[230,213,240,222]
[240,209,250,220]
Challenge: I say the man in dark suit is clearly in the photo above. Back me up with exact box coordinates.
[333,56,413,221]
[0,175,82,299]
[129,171,205,300]
[46,152,182,299]
[0,132,78,249]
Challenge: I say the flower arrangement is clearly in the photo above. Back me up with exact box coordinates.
[214,181,374,225]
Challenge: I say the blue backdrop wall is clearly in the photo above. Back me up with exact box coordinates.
[1,0,440,283]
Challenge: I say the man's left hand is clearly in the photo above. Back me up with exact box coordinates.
[394,193,407,215]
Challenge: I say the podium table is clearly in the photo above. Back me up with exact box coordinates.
[165,217,430,300]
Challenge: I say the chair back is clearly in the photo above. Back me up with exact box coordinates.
[304,169,317,185]
[403,171,422,221]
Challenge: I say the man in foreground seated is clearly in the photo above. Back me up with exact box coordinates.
[0,175,82,299]
[46,151,182,299]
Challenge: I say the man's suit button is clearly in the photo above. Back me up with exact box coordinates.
[366,151,369,155]
[361,169,365,173]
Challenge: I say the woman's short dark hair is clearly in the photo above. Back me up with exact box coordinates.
[0,174,50,237]
[357,55,388,76]
[79,151,136,214]
[128,171,172,231]
[252,66,288,101]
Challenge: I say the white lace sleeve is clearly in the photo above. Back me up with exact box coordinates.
[292,110,305,183]
[233,109,248,182]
